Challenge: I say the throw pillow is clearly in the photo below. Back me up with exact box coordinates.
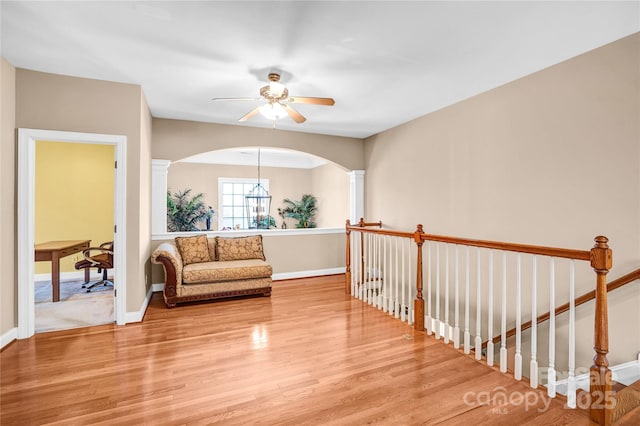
[216,235,265,261]
[175,235,211,265]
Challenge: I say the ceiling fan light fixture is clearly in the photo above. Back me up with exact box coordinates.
[269,81,285,97]
[259,102,287,120]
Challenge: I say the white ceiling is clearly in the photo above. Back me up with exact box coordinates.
[1,1,639,140]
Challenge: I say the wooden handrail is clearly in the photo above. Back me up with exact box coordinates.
[349,226,592,260]
[346,225,414,239]
[420,232,591,261]
[487,267,640,347]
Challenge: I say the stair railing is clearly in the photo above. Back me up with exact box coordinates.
[345,219,615,425]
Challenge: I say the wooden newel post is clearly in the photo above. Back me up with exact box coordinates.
[589,236,613,426]
[414,224,425,331]
[345,220,352,295]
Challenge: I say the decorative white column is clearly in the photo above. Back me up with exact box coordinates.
[349,170,365,223]
[152,159,171,234]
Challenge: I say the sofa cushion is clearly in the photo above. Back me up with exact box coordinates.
[216,235,265,261]
[175,235,211,265]
[182,259,272,284]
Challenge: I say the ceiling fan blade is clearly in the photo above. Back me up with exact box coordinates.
[287,96,335,106]
[212,97,261,101]
[238,107,261,122]
[283,104,307,123]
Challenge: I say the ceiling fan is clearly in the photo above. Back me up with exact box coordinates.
[212,73,335,124]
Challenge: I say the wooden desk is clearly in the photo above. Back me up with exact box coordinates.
[35,240,91,302]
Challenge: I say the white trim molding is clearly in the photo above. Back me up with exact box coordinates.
[1,327,18,350]
[349,170,365,223]
[273,267,346,281]
[125,286,154,323]
[151,159,171,234]
[18,128,128,339]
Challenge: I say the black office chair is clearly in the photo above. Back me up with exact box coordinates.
[74,241,114,292]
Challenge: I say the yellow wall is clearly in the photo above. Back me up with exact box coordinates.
[35,141,114,273]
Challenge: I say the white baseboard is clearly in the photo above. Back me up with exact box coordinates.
[125,286,154,323]
[35,271,104,283]
[152,283,165,292]
[272,267,345,281]
[555,353,640,395]
[1,327,18,350]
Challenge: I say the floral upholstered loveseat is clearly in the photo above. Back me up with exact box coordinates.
[151,234,272,308]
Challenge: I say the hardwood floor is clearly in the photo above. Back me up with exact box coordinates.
[1,275,589,425]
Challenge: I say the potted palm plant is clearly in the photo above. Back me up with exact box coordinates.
[167,189,208,232]
[279,194,318,228]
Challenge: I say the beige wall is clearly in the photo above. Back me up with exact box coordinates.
[1,57,17,336]
[139,93,153,300]
[364,34,640,367]
[152,118,364,171]
[15,69,150,313]
[311,163,350,228]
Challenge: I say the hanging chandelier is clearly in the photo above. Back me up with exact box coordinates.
[245,148,272,229]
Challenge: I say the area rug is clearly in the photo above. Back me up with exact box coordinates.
[35,279,114,333]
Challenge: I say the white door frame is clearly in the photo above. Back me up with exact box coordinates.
[17,128,127,338]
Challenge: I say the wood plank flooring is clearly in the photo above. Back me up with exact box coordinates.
[1,275,590,425]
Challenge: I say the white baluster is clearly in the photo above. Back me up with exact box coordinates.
[383,235,388,313]
[464,246,471,354]
[530,255,538,388]
[475,248,482,361]
[401,236,406,322]
[567,260,577,408]
[368,233,373,304]
[395,237,400,319]
[363,233,368,301]
[426,241,433,335]
[454,245,460,349]
[408,238,413,325]
[435,243,441,339]
[444,244,450,344]
[487,250,494,366]
[515,253,522,380]
[378,234,383,309]
[547,257,556,398]
[386,237,390,312]
[500,252,507,373]
[354,232,360,298]
[373,233,378,306]
[359,233,362,298]
[350,232,355,295]
[362,233,367,302]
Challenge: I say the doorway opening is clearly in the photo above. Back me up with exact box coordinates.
[18,129,127,339]
[34,141,115,332]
